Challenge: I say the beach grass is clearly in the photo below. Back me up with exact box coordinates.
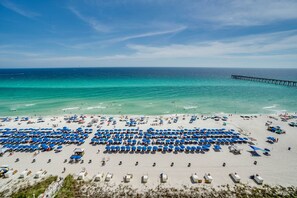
[54,175,79,198]
[10,175,57,198]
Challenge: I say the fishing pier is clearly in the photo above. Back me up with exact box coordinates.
[231,75,297,87]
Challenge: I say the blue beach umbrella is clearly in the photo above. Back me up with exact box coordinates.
[111,146,115,151]
[125,146,130,151]
[196,146,201,151]
[106,146,110,151]
[214,145,222,151]
[132,146,136,151]
[174,146,180,151]
[202,145,210,151]
[73,155,81,160]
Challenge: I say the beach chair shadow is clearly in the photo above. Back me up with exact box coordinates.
[263,152,270,156]
[266,140,274,144]
[248,151,261,157]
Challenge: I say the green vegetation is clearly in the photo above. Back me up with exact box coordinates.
[54,175,79,198]
[10,175,57,198]
[75,183,297,198]
[8,175,297,198]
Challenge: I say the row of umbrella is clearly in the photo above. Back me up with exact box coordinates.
[96,128,235,133]
[93,132,239,138]
[90,137,248,146]
[95,131,239,138]
[0,128,53,132]
[0,137,85,145]
[147,128,234,132]
[0,127,92,133]
[105,144,214,152]
[0,132,89,138]
[2,144,63,152]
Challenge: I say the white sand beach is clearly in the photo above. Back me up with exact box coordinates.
[0,113,297,193]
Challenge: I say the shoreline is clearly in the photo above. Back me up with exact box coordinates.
[1,112,294,118]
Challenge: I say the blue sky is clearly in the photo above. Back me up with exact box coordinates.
[0,0,297,68]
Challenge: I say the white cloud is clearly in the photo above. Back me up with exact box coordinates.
[108,26,187,43]
[0,50,40,57]
[188,0,297,26]
[0,0,39,18]
[77,0,297,27]
[69,7,110,33]
[104,30,297,60]
[1,30,297,68]
[62,25,187,49]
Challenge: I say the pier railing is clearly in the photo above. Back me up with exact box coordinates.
[231,75,297,87]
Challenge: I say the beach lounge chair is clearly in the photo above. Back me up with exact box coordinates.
[253,174,263,185]
[191,174,202,183]
[105,173,113,182]
[229,145,242,154]
[94,173,104,181]
[160,173,168,183]
[124,174,133,183]
[77,171,87,180]
[4,171,12,178]
[230,172,241,183]
[204,173,213,183]
[142,175,149,183]
[19,170,29,179]
[34,170,43,179]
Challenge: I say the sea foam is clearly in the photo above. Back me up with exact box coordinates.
[263,104,277,109]
[183,106,198,110]
[25,104,36,107]
[62,107,79,111]
[86,106,106,110]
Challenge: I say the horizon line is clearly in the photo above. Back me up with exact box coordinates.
[0,66,297,69]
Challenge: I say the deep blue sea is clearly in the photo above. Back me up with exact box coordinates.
[0,67,296,116]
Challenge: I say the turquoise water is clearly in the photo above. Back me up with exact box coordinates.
[0,68,296,116]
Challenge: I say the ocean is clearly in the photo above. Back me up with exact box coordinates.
[0,67,296,116]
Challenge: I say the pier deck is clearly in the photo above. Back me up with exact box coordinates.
[231,75,297,87]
